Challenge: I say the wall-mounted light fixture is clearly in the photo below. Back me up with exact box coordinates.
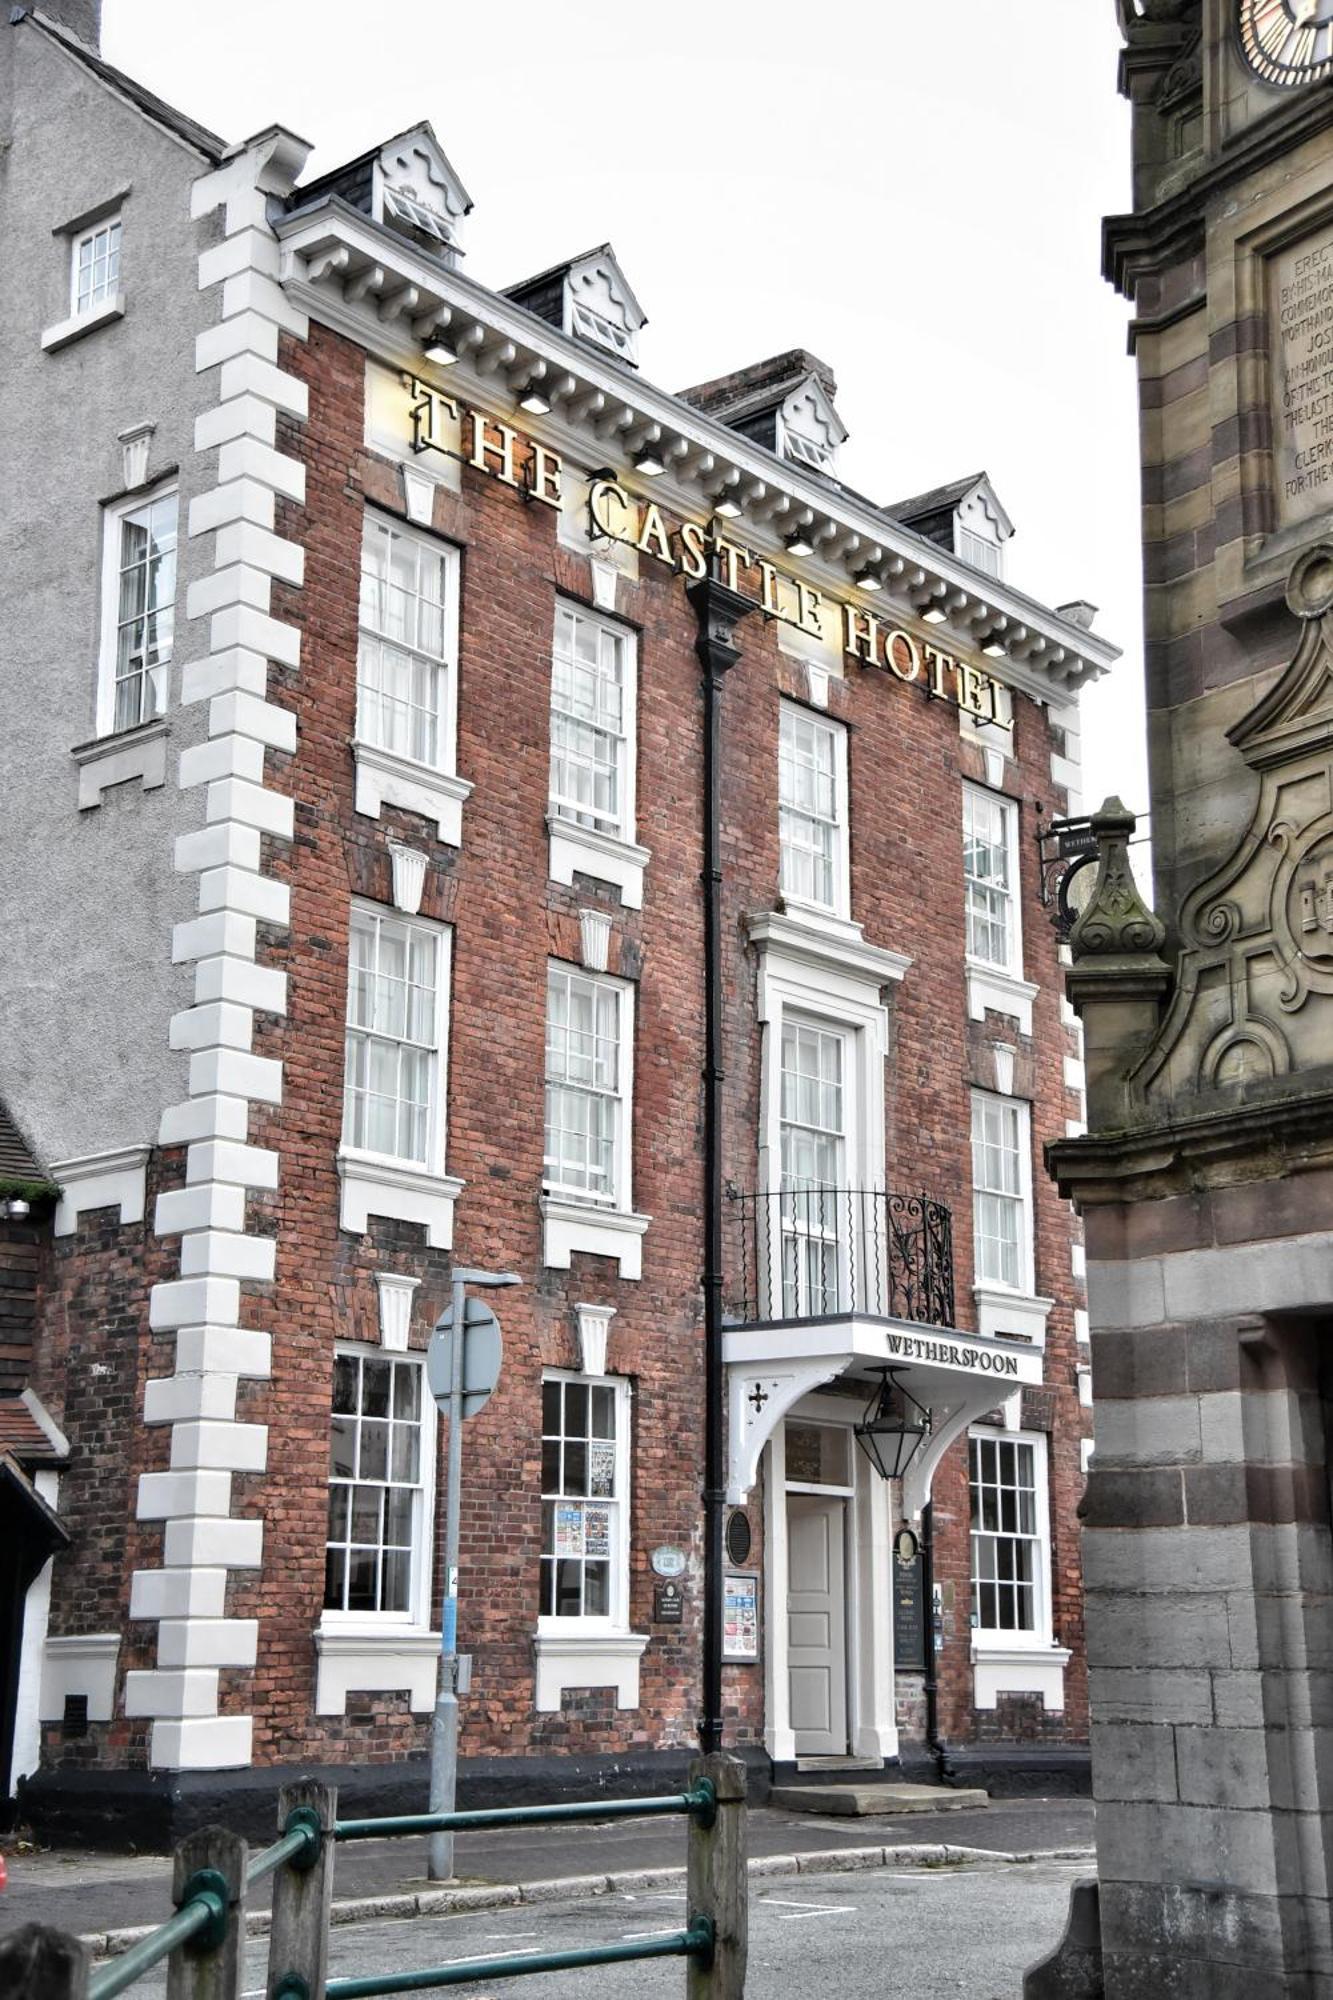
[517,375,552,415]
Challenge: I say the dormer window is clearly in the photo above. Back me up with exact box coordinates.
[777,377,847,477]
[506,245,646,369]
[679,354,846,476]
[383,184,453,246]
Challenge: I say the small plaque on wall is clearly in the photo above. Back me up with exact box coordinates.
[1270,217,1333,528]
[723,1572,759,1661]
[653,1579,684,1624]
[893,1533,927,1672]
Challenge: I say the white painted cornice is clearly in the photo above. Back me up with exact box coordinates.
[275,197,1120,701]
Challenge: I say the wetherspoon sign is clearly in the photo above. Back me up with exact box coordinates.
[404,376,1009,727]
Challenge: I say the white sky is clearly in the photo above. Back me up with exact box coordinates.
[104,0,1147,825]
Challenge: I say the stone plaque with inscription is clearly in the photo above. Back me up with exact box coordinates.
[1271,220,1333,527]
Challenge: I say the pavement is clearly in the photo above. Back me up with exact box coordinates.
[0,1797,1094,1955]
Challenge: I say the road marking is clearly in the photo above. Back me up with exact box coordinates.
[775,1906,854,1921]
[622,1926,687,1940]
[483,1930,539,1939]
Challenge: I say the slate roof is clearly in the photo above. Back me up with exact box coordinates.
[885,473,989,523]
[0,1102,51,1186]
[0,1394,67,1465]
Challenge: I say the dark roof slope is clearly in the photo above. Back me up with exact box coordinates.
[885,473,988,524]
[0,1103,52,1187]
[678,349,838,423]
[24,7,225,159]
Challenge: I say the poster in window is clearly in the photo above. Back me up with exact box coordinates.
[584,1505,611,1557]
[589,1440,616,1498]
[554,1504,584,1558]
[723,1572,759,1661]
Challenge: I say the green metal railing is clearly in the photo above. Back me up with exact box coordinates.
[83,1779,726,2000]
[87,1813,326,2000]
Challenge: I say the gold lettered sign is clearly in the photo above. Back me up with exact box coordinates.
[402,374,1009,727]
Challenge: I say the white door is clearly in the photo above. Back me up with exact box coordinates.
[787,1495,848,1755]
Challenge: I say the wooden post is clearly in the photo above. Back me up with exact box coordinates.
[166,1825,248,2000]
[266,1780,337,2000]
[0,1922,90,1999]
[686,1751,747,2000]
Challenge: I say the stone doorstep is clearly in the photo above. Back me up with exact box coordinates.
[768,1782,991,1816]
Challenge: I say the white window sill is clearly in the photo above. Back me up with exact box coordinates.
[532,1629,648,1713]
[972,1286,1054,1351]
[353,739,473,846]
[547,814,650,910]
[72,718,169,810]
[971,1640,1071,1714]
[541,1196,650,1280]
[338,1149,464,1250]
[966,961,1039,1036]
[42,293,126,353]
[314,1623,441,1715]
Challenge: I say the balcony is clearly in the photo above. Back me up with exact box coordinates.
[724,1185,955,1329]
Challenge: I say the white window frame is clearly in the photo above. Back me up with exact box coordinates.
[967,1427,1053,1654]
[546,600,650,907]
[970,1089,1034,1297]
[778,702,850,921]
[543,965,634,1214]
[537,1369,633,1635]
[95,483,178,739]
[340,902,452,1178]
[963,783,1022,978]
[351,510,471,847]
[548,601,637,846]
[71,213,122,319]
[322,1342,437,1632]
[777,1015,855,1319]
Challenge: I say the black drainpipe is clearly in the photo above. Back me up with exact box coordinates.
[687,572,757,1756]
[920,1499,957,1783]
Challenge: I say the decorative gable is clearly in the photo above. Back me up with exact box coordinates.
[954,476,1014,579]
[777,375,848,475]
[564,248,646,365]
[374,125,472,264]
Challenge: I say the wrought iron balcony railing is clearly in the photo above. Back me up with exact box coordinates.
[725,1185,955,1329]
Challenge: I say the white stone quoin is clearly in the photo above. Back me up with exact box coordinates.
[136,127,313,1775]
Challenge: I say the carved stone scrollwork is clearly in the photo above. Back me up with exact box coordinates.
[1132,547,1333,1106]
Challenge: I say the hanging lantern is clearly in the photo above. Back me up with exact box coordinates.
[853,1367,931,1482]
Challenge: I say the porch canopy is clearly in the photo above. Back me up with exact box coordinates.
[724,1314,1043,1516]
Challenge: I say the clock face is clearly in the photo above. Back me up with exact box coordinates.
[1239,0,1333,86]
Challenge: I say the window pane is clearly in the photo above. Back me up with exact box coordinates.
[342,909,442,1168]
[969,1436,1040,1636]
[325,1351,427,1616]
[549,607,630,838]
[963,788,1016,969]
[540,1376,622,1622]
[356,516,452,766]
[779,706,842,912]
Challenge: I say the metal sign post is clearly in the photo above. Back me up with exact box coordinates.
[426,1266,518,1882]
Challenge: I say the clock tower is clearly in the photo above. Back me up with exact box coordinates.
[1029,7,1333,1998]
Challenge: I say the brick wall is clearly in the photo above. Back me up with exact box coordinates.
[31,318,1090,1779]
